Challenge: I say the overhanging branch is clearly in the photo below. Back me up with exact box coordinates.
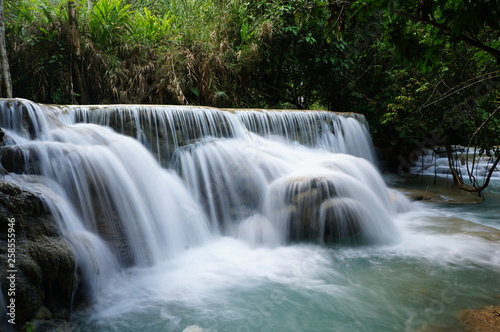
[396,11,500,60]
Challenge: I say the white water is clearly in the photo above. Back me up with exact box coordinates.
[411,147,500,181]
[61,105,376,166]
[1,99,499,331]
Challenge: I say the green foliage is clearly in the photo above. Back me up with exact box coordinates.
[239,0,354,109]
[352,0,500,71]
[4,0,66,35]
[25,321,35,332]
[88,0,131,49]
[131,8,173,45]
[2,0,499,191]
[3,0,499,156]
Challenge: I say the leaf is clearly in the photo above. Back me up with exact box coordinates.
[190,87,200,96]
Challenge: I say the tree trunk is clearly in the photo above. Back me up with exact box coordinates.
[445,144,500,197]
[68,1,86,104]
[0,0,12,98]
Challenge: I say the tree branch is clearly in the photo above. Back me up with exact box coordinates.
[396,11,500,59]
[467,106,500,148]
[447,144,500,196]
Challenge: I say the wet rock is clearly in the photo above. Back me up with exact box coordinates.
[319,198,362,242]
[123,120,138,138]
[1,146,26,174]
[178,145,265,230]
[0,146,40,175]
[269,176,363,242]
[0,181,80,325]
[92,199,133,266]
[0,98,45,139]
[460,305,500,332]
[34,305,52,320]
[407,192,441,201]
[0,128,5,144]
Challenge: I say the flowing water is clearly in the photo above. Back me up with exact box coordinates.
[0,99,499,332]
[410,147,500,182]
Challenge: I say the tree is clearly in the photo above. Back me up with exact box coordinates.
[351,0,500,70]
[246,0,353,109]
[351,0,500,195]
[445,104,500,196]
[0,0,12,97]
[68,0,86,103]
[392,0,500,60]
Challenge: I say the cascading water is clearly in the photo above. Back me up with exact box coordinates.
[0,99,212,299]
[410,147,500,181]
[59,102,402,246]
[1,98,498,332]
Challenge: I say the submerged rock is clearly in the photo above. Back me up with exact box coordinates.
[0,181,80,326]
[319,198,362,242]
[460,305,500,332]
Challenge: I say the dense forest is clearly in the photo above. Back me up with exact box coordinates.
[0,0,499,190]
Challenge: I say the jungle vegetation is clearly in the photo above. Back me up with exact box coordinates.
[0,0,499,193]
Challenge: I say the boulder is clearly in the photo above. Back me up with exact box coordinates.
[269,176,364,243]
[0,181,80,326]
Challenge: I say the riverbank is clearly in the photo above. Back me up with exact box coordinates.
[387,174,485,204]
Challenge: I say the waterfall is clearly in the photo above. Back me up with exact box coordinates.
[233,110,376,163]
[411,147,500,180]
[0,99,212,299]
[0,98,408,300]
[59,105,376,166]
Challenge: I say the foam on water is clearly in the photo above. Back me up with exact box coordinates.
[69,209,499,331]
